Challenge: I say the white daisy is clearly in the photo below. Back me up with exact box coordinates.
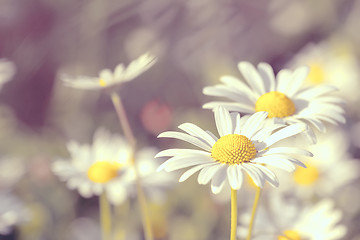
[287,37,360,103]
[0,191,29,235]
[0,59,15,91]
[52,128,174,205]
[203,61,345,143]
[275,128,360,199]
[239,196,347,240]
[156,106,311,194]
[61,53,157,90]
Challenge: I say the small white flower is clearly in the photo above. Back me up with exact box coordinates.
[239,196,347,240]
[0,59,15,91]
[156,107,311,194]
[276,128,360,199]
[287,38,360,103]
[0,191,29,235]
[203,61,345,143]
[62,53,157,90]
[52,128,173,205]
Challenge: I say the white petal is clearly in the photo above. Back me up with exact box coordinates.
[178,123,216,146]
[286,66,309,97]
[164,156,213,172]
[241,111,268,138]
[203,85,254,104]
[203,101,255,113]
[227,165,244,190]
[251,164,279,187]
[157,154,208,171]
[158,131,212,151]
[238,61,265,96]
[214,106,233,136]
[262,123,307,148]
[198,164,224,185]
[295,85,337,99]
[155,148,210,158]
[179,163,216,182]
[251,124,286,142]
[259,147,313,157]
[251,156,296,172]
[257,62,275,92]
[241,164,264,187]
[233,113,241,134]
[276,69,292,93]
[211,165,228,194]
[219,75,258,102]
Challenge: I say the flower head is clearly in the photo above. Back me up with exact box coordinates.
[203,62,345,143]
[239,196,347,240]
[156,107,311,194]
[52,128,173,205]
[62,53,157,90]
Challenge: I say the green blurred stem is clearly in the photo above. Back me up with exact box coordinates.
[110,92,153,240]
[100,192,112,240]
[246,187,262,240]
[230,189,238,240]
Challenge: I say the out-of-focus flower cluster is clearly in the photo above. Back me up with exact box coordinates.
[1,0,360,239]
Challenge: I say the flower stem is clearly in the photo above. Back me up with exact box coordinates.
[100,192,112,240]
[230,188,238,240]
[110,92,136,148]
[246,187,262,240]
[110,91,153,240]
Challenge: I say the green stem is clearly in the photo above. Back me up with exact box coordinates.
[110,91,153,240]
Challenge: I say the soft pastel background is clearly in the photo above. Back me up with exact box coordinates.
[1,0,360,239]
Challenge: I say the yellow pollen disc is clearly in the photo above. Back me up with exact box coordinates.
[278,230,302,240]
[211,134,256,165]
[99,79,107,87]
[255,91,296,118]
[87,161,120,183]
[293,163,319,185]
[307,63,325,84]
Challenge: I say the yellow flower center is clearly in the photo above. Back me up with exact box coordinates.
[278,230,302,240]
[293,163,319,185]
[87,161,121,183]
[99,78,107,87]
[255,91,296,118]
[211,134,256,165]
[307,63,325,84]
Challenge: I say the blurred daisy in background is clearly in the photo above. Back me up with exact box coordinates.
[287,36,360,104]
[156,106,310,194]
[238,195,346,240]
[203,61,345,143]
[61,53,157,90]
[0,59,15,91]
[52,128,174,205]
[275,128,360,199]
[0,191,30,235]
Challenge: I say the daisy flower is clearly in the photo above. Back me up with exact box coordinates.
[61,53,157,90]
[0,59,15,91]
[275,128,360,199]
[287,37,360,103]
[52,128,173,205]
[203,61,345,143]
[0,191,29,235]
[239,196,346,240]
[156,106,311,194]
